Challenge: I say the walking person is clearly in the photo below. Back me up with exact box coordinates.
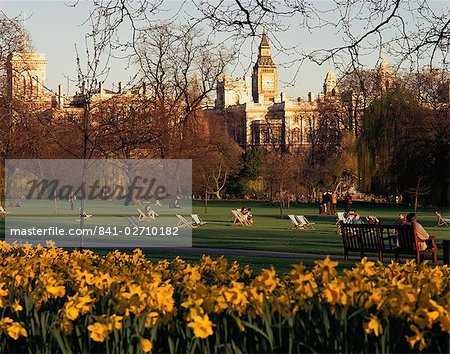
[325,191,332,215]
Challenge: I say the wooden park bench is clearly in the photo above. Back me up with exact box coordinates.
[340,222,438,263]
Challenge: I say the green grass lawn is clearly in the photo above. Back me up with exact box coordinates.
[1,198,449,272]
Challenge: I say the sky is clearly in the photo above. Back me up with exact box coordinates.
[2,1,448,98]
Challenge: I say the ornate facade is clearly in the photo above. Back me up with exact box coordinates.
[215,31,335,151]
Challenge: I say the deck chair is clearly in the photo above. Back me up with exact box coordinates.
[231,210,251,226]
[191,214,207,227]
[296,215,315,229]
[336,212,346,235]
[126,216,141,228]
[436,212,450,227]
[176,215,194,228]
[145,207,159,218]
[288,215,304,229]
[337,212,346,223]
[137,208,153,222]
[0,206,10,216]
[76,212,92,222]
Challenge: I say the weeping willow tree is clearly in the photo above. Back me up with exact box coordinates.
[357,86,420,193]
[357,85,449,205]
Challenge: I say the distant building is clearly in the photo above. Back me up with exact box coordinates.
[6,52,49,101]
[214,30,337,152]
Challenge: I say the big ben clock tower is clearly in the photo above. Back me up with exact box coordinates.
[252,28,278,103]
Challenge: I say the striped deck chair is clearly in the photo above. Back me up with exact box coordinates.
[231,210,251,226]
[176,215,195,228]
[288,215,304,229]
[191,214,207,227]
[126,216,141,227]
[436,212,450,227]
[137,208,153,223]
[296,215,315,229]
[336,212,346,235]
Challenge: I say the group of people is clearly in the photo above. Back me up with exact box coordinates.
[319,191,338,215]
[342,210,379,225]
[240,207,254,224]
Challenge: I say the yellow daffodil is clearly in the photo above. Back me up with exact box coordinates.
[88,322,109,342]
[187,314,214,339]
[6,322,28,340]
[363,315,383,337]
[140,338,153,352]
[314,256,338,284]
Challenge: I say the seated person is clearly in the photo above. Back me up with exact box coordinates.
[79,208,91,219]
[352,214,364,224]
[169,198,181,209]
[247,208,254,224]
[406,213,432,251]
[345,210,356,222]
[396,213,406,225]
[367,215,379,225]
[144,205,159,218]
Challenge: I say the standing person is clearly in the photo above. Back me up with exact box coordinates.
[326,191,332,215]
[331,191,337,215]
[321,192,327,214]
[344,192,352,213]
[317,190,323,214]
[69,192,75,210]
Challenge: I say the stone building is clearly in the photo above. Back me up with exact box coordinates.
[215,31,336,152]
[6,52,49,101]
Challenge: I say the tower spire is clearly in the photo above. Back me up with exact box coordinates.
[260,26,269,48]
[252,27,278,103]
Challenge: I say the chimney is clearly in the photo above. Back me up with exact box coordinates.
[308,91,315,102]
[118,81,122,93]
[99,81,104,95]
[280,92,285,102]
[142,82,147,95]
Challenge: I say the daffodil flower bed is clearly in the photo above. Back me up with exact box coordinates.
[0,241,448,353]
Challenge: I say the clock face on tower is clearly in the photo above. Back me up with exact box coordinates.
[263,77,274,89]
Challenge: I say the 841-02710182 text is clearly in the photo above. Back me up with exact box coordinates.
[9,226,180,237]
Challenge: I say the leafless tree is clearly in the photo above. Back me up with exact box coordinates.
[134,24,232,158]
[83,0,448,85]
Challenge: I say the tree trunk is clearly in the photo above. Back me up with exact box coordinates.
[279,187,283,219]
[414,176,421,213]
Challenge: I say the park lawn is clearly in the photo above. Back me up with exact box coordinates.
[1,198,449,269]
[191,200,449,253]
